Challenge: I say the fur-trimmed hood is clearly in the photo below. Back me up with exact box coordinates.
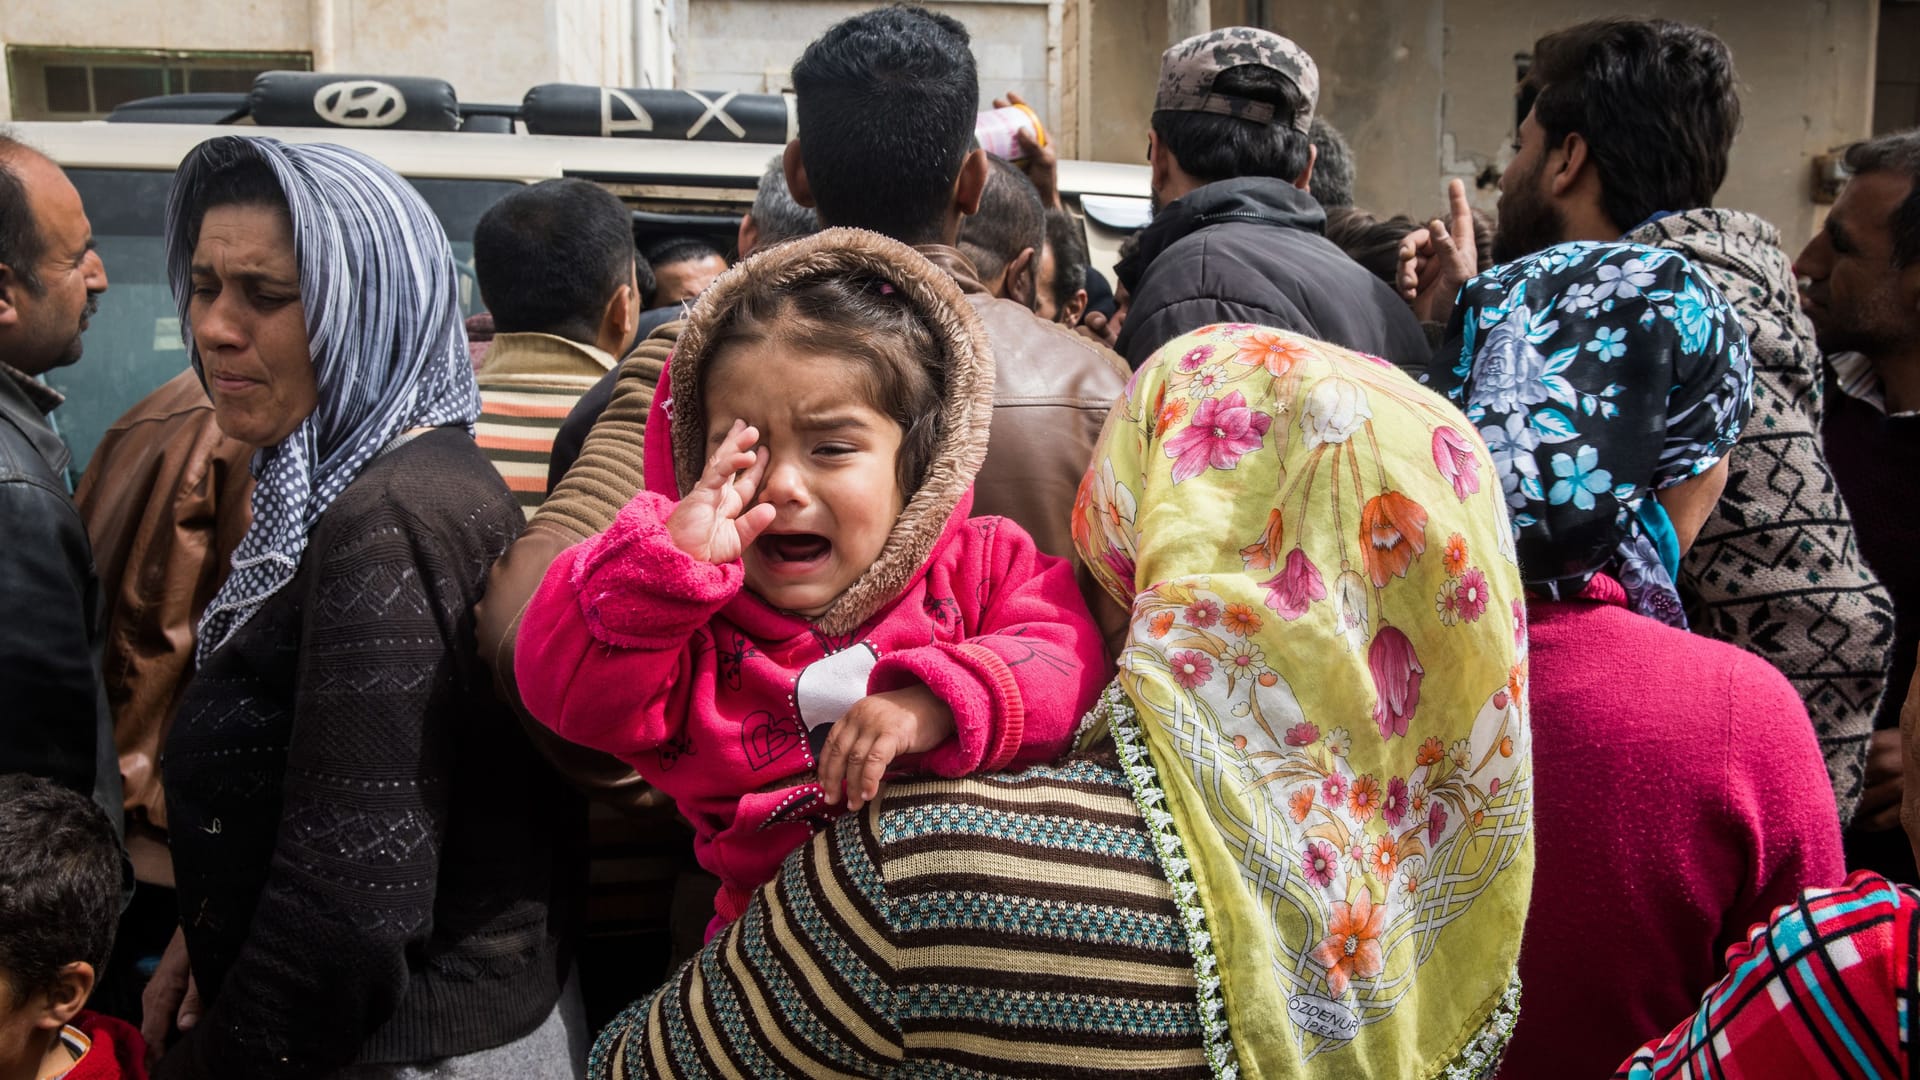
[642,227,996,635]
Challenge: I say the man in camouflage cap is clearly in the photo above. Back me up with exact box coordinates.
[1154,26,1320,133]
[1115,26,1429,373]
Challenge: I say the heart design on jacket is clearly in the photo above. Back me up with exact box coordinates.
[740,710,805,772]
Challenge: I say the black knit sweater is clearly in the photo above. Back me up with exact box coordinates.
[159,429,583,1079]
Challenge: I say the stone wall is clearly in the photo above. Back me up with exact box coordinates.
[1083,0,1881,251]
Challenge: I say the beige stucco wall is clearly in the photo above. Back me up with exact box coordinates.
[0,0,636,119]
[1085,0,1879,252]
[681,1,1062,129]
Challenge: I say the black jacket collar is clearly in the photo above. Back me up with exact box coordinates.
[1120,177,1327,291]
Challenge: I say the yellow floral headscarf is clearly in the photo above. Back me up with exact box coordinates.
[1073,324,1533,1079]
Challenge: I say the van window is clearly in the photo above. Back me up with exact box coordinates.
[45,168,522,475]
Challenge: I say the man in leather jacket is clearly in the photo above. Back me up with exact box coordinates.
[0,135,119,827]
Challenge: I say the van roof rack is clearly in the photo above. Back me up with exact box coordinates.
[102,73,796,145]
[106,92,251,125]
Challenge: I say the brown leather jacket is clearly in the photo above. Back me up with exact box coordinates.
[74,369,254,835]
[915,245,1131,648]
[476,246,1130,809]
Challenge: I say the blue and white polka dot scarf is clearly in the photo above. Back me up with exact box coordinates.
[1424,241,1752,626]
[164,136,480,663]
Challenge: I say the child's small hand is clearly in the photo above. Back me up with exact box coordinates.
[819,684,956,812]
[668,419,776,565]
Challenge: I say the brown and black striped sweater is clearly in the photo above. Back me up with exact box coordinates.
[589,741,1208,1078]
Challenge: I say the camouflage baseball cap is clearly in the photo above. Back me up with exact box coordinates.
[1154,27,1319,134]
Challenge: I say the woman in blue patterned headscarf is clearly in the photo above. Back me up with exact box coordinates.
[145,137,585,1079]
[1424,244,1849,1080]
[1425,240,1753,625]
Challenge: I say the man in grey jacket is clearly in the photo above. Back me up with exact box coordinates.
[1117,27,1429,373]
[0,133,120,827]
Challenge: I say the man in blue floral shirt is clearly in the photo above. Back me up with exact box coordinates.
[1422,16,1892,828]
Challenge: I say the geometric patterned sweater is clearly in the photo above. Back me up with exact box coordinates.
[1630,209,1894,824]
[159,430,583,1079]
[588,740,1210,1078]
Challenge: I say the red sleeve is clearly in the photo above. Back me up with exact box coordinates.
[514,489,738,760]
[868,519,1109,775]
[1719,650,1847,947]
[1614,871,1913,1078]
[72,1011,150,1080]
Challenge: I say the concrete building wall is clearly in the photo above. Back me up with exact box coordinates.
[0,0,637,119]
[1084,0,1880,252]
[681,0,1063,131]
[3,0,1880,250]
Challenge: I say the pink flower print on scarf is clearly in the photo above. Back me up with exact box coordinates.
[1432,426,1483,501]
[1164,390,1272,484]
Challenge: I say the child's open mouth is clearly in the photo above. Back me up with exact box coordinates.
[755,532,832,573]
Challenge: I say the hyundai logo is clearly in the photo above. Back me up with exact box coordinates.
[312,80,408,127]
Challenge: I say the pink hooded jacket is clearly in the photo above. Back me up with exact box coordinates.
[515,230,1109,927]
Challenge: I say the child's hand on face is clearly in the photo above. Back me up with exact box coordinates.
[668,419,777,565]
[818,683,957,812]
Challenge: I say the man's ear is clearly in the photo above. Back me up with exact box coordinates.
[954,149,989,218]
[608,282,639,343]
[0,263,21,331]
[597,260,640,357]
[35,962,93,1030]
[1005,246,1038,310]
[1147,132,1169,192]
[737,212,760,260]
[783,141,816,209]
[1294,142,1319,192]
[1548,131,1590,198]
[1063,286,1089,328]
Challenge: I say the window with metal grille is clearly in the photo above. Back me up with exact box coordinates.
[5,46,312,120]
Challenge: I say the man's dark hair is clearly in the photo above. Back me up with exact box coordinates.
[1324,207,1420,285]
[643,236,724,273]
[635,247,657,310]
[1044,208,1088,314]
[1843,132,1920,268]
[0,134,46,294]
[1520,18,1741,232]
[957,156,1045,284]
[0,775,121,1005]
[1151,66,1313,186]
[751,155,822,250]
[1308,118,1354,207]
[791,5,979,245]
[475,179,634,341]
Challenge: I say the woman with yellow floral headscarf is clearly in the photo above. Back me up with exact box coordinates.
[1074,322,1533,1078]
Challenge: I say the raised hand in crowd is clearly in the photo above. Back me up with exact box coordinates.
[990,90,1063,209]
[1396,176,1478,323]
